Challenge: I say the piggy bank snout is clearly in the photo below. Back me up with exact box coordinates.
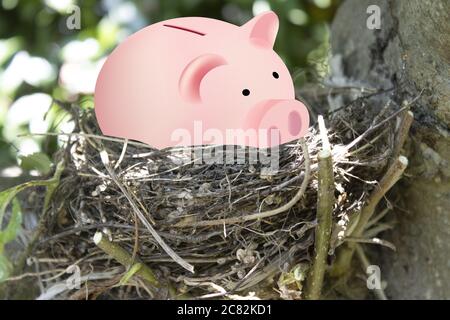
[248,99,309,148]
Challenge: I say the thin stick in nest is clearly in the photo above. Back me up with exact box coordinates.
[305,116,335,300]
[93,231,159,287]
[99,150,195,273]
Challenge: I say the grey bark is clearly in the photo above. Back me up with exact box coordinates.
[330,0,450,299]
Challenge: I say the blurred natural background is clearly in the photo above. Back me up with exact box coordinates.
[0,0,339,187]
[2,0,449,300]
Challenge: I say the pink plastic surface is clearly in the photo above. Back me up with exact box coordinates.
[94,11,310,149]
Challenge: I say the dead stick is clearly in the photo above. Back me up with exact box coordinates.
[93,232,159,287]
[391,110,414,166]
[305,149,334,299]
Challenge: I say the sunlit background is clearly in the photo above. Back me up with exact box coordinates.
[0,0,339,186]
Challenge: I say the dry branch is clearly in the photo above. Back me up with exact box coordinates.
[391,110,414,165]
[93,232,159,287]
[305,115,335,299]
[305,149,334,299]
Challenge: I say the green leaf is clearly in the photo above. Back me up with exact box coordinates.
[19,152,53,175]
[0,161,64,248]
[0,161,64,280]
[0,198,22,253]
[0,160,63,225]
[0,183,25,227]
[0,254,13,282]
[0,196,23,282]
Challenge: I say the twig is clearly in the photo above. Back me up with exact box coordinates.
[305,116,334,300]
[174,138,311,228]
[317,115,331,152]
[20,132,152,149]
[305,149,334,299]
[391,110,414,166]
[93,232,159,287]
[100,150,194,273]
[4,269,66,282]
[365,206,391,229]
[347,128,388,157]
[344,106,408,153]
[345,237,396,251]
[114,138,128,169]
[363,223,394,238]
[345,94,419,156]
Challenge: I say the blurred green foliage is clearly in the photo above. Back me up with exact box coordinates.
[0,0,339,181]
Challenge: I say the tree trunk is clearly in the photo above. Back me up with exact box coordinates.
[330,0,450,299]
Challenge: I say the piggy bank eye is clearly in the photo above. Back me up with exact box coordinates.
[272,72,279,79]
[242,89,250,96]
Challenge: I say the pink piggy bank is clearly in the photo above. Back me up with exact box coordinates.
[94,11,309,149]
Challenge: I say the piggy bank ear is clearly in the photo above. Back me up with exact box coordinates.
[179,54,227,103]
[242,11,279,48]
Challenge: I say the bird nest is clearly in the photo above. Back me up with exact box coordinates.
[13,88,412,300]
